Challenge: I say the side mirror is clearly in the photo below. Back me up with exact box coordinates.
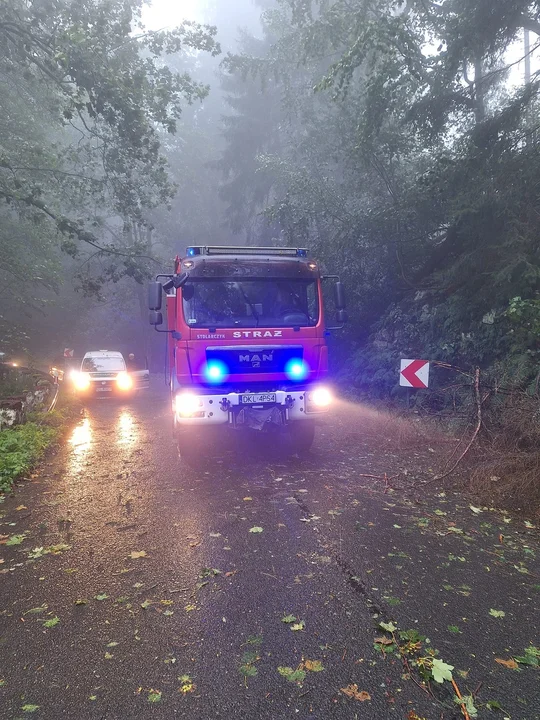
[148,282,162,311]
[163,272,189,292]
[149,310,163,326]
[336,309,348,324]
[334,281,346,310]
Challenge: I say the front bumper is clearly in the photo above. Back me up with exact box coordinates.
[173,389,330,426]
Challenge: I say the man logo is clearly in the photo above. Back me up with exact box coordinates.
[239,353,274,368]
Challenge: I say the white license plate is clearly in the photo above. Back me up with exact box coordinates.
[240,393,276,405]
[96,387,112,392]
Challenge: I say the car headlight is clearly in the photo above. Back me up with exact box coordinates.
[175,393,201,417]
[73,372,91,391]
[116,372,133,391]
[305,387,332,411]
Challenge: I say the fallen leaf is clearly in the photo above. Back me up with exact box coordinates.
[278,666,306,683]
[21,704,40,713]
[489,609,505,618]
[147,690,161,703]
[249,526,263,533]
[43,616,60,628]
[374,636,394,646]
[282,614,296,623]
[243,497,252,501]
[431,658,453,683]
[290,620,305,631]
[130,550,147,559]
[16,505,27,511]
[495,658,519,670]
[94,594,109,601]
[24,604,48,615]
[178,675,195,694]
[340,684,371,701]
[303,659,324,672]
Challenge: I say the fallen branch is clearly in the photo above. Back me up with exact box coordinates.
[451,678,471,720]
[416,368,483,486]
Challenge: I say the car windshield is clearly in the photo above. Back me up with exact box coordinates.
[182,279,319,328]
[81,357,125,372]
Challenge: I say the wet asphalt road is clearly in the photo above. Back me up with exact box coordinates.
[1,381,539,720]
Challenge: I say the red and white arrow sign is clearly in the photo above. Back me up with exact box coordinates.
[63,348,74,358]
[400,359,429,388]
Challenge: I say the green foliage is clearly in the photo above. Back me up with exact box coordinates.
[0,0,221,354]
[277,666,306,683]
[0,423,57,493]
[514,646,540,666]
[218,0,540,397]
[431,658,454,684]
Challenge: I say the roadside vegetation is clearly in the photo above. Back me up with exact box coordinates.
[0,403,79,495]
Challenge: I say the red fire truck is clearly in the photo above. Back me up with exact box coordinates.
[148,246,346,460]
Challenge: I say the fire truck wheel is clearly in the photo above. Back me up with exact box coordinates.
[287,420,315,454]
[176,432,203,467]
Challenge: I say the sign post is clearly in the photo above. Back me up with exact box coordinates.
[400,359,430,389]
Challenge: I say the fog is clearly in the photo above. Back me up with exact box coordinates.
[3,0,537,395]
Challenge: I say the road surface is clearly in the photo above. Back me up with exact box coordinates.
[1,381,539,719]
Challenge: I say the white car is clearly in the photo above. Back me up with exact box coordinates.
[72,350,149,396]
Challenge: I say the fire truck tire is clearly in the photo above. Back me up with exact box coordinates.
[176,432,203,467]
[287,420,315,454]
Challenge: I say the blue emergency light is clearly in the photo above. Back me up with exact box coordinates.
[185,246,309,258]
[204,360,229,384]
[285,358,309,381]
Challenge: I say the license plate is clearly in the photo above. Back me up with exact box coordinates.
[240,393,276,405]
[96,387,112,392]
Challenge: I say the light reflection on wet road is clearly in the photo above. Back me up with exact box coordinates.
[0,384,538,719]
[116,409,138,446]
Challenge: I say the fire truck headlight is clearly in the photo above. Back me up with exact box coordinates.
[305,387,332,411]
[73,372,91,391]
[175,393,201,417]
[204,360,228,384]
[116,371,133,391]
[285,359,309,381]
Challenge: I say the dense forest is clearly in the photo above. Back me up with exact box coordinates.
[2,0,539,395]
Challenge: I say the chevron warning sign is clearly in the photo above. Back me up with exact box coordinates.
[400,359,429,388]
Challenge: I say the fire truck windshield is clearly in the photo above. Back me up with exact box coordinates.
[182,279,319,328]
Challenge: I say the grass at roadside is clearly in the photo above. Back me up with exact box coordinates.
[0,399,80,494]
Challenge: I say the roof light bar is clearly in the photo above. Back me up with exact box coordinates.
[185,246,308,258]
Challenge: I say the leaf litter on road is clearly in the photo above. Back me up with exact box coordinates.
[130,550,147,559]
[340,685,371,701]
